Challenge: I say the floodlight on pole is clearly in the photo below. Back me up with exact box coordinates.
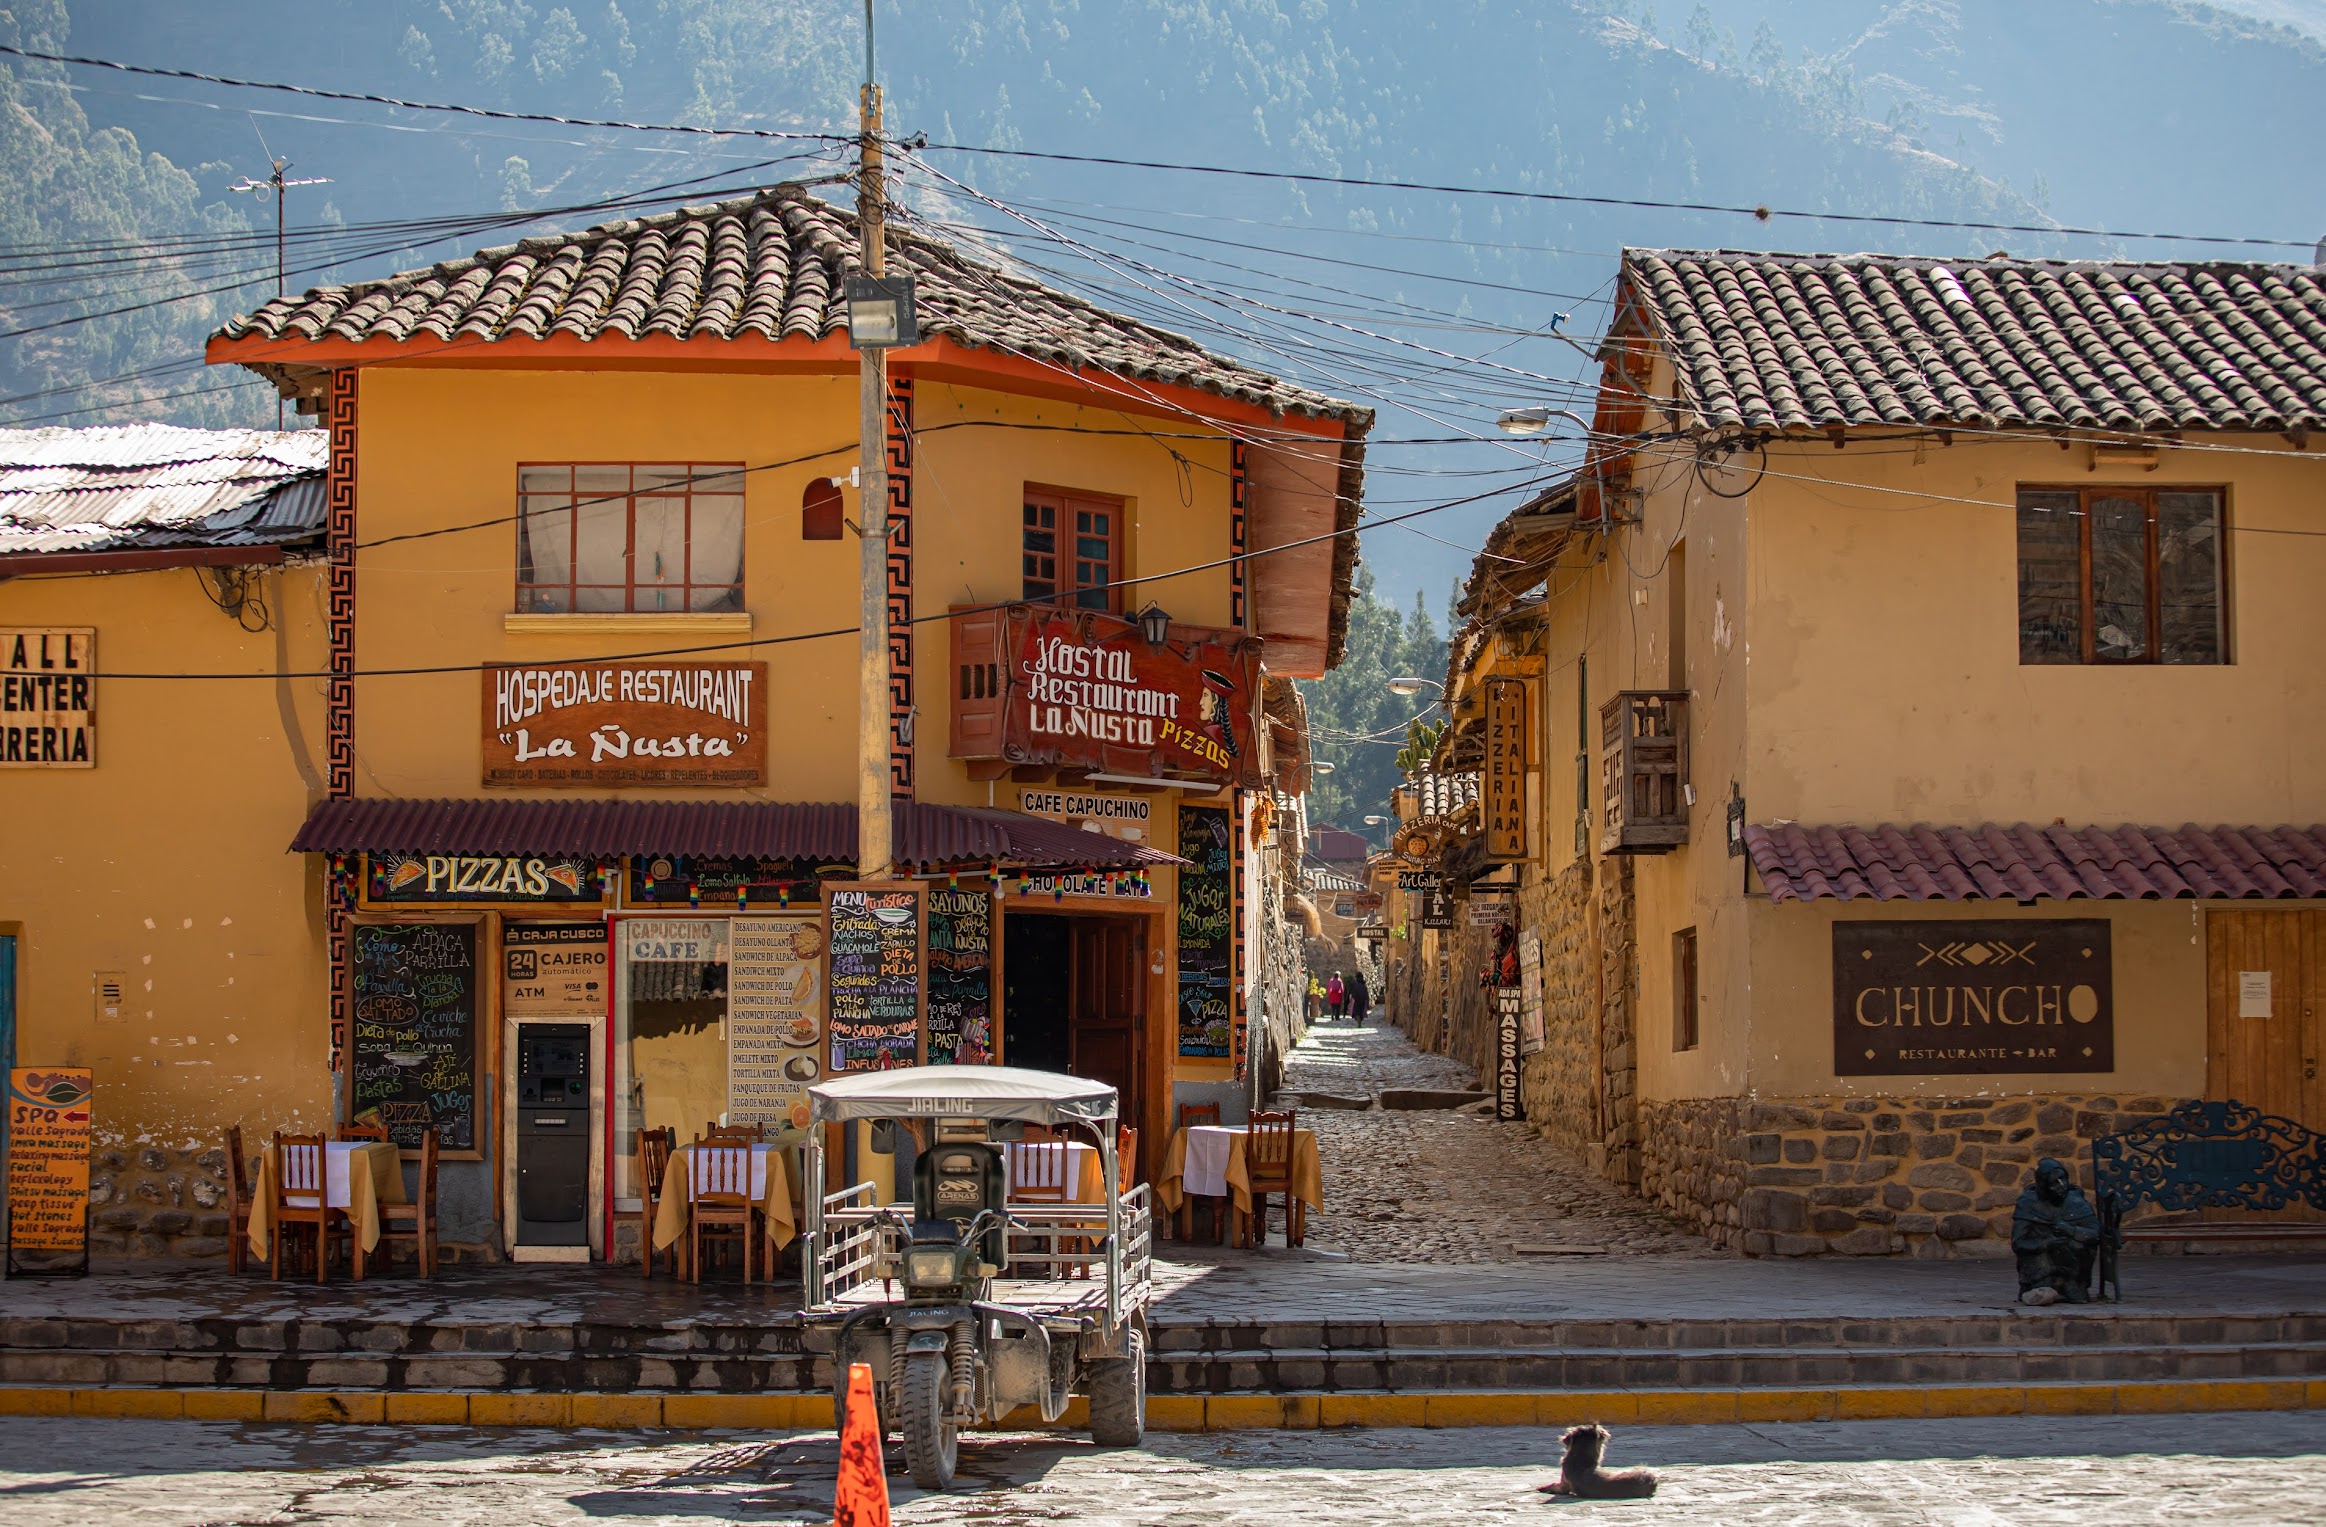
[230,158,331,429]
[1385,676,1442,697]
[1495,404,1594,437]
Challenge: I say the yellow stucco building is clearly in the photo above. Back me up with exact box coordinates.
[1,185,1366,1262]
[1410,249,2326,1258]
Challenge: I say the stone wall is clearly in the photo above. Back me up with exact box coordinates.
[1640,1093,2184,1257]
[1595,857,1640,1187]
[1519,860,1597,1157]
[87,1143,237,1260]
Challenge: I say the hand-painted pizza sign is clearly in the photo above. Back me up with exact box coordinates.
[481,662,767,787]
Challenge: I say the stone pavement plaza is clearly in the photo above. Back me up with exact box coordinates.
[1268,1021,1714,1262]
[0,1412,2321,1525]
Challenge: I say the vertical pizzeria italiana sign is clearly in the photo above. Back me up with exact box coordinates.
[2,628,94,768]
[1482,676,1527,860]
[481,661,767,786]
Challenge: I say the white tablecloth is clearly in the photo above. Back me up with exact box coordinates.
[1180,1126,1239,1199]
[688,1142,782,1200]
[1004,1141,1102,1203]
[321,1142,374,1208]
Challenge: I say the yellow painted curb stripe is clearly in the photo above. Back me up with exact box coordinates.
[0,1381,2311,1431]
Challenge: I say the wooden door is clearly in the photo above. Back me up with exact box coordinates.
[2207,910,2325,1129]
[1068,918,1145,1129]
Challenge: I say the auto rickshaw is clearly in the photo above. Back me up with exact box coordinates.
[800,1065,1153,1488]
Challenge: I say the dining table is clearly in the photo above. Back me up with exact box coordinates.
[652,1139,801,1261]
[245,1139,406,1276]
[1002,1139,1108,1204]
[1155,1123,1324,1235]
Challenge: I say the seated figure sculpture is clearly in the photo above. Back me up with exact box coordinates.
[2011,1156,2099,1305]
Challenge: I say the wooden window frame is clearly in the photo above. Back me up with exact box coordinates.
[2015,484,2229,666]
[1022,484,1124,614]
[1673,925,1700,1052]
[515,462,746,614]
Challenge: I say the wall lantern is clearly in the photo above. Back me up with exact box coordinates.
[844,272,919,349]
[1135,601,1172,647]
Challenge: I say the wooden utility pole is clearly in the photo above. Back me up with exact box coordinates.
[855,4,892,880]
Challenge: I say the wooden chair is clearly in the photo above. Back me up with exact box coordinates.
[1241,1110,1304,1249]
[704,1121,763,1143]
[377,1127,439,1277]
[638,1127,681,1280]
[223,1125,257,1275]
[688,1141,757,1285]
[336,1120,390,1143]
[1010,1140,1079,1276]
[1173,1102,1227,1244]
[268,1132,343,1282]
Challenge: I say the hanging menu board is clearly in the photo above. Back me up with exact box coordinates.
[1177,804,1234,1057]
[6,1067,93,1275]
[348,920,482,1154]
[728,916,825,1130]
[826,885,924,1073]
[926,888,995,1065]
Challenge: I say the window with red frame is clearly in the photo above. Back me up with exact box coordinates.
[516,463,745,613]
[1022,486,1122,611]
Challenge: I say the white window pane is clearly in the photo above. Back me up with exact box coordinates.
[634,465,691,492]
[689,497,744,609]
[633,497,687,611]
[575,465,630,497]
[575,498,628,588]
[575,583,628,613]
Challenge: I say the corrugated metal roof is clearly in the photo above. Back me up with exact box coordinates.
[288,797,1182,870]
[0,425,328,560]
[1745,821,2326,902]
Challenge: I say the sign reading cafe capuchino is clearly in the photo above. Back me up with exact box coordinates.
[482,661,767,787]
[1833,920,2114,1077]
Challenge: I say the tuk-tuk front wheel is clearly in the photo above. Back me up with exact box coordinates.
[899,1350,959,1489]
[1086,1329,1145,1446]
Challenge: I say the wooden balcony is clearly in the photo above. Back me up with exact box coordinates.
[1600,690,1688,855]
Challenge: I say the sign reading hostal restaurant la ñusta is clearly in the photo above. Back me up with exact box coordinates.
[481,661,767,787]
[948,604,1261,787]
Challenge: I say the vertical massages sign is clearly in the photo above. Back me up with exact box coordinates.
[825,886,925,1072]
[7,1068,93,1273]
[482,661,767,786]
[1176,805,1234,1057]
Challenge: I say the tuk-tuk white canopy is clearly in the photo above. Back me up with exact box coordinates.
[808,1065,1120,1126]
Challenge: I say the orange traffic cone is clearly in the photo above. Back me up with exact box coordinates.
[833,1361,891,1527]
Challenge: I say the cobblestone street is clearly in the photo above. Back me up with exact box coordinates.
[2,1414,2321,1525]
[1266,1020,1717,1263]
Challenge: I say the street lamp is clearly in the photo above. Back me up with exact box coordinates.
[1385,676,1442,697]
[1311,762,1335,775]
[1496,404,1594,437]
[1362,814,1387,826]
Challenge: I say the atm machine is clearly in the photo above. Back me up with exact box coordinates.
[514,1023,591,1249]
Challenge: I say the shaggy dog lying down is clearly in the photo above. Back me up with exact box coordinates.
[1539,1424,1659,1500]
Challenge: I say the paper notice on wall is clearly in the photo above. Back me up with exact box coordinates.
[1518,934,1545,1055]
[2238,970,2273,1019]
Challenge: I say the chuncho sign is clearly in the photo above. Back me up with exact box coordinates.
[482,661,766,787]
[952,605,1260,788]
[1833,920,2114,1076]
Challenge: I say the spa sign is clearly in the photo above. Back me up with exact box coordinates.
[949,604,1261,788]
[1833,920,2114,1076]
[481,661,767,787]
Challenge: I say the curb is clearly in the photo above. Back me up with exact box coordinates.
[0,1380,2318,1430]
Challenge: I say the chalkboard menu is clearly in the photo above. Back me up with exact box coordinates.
[348,920,482,1153]
[825,885,924,1073]
[1176,805,1234,1057]
[926,888,995,1065]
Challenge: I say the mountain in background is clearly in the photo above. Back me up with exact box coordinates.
[6,0,2321,827]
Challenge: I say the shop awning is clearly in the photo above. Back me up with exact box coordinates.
[288,797,1181,870]
[1745,822,2326,904]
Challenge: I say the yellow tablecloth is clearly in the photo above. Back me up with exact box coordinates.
[1155,1126,1323,1216]
[246,1141,405,1267]
[653,1142,799,1253]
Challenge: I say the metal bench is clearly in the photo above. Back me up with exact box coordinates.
[2091,1099,2326,1298]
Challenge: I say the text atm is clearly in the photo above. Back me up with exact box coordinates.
[515,1023,591,1248]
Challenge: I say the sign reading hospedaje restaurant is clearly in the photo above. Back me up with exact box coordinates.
[482,661,767,787]
[948,604,1261,788]
[1833,920,2114,1076]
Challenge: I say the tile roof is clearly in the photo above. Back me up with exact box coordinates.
[1745,822,2326,903]
[0,425,328,560]
[1624,250,2326,434]
[288,797,1180,870]
[217,184,1369,427]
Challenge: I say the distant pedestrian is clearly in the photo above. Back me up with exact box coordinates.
[1326,973,1346,1020]
[1348,969,1370,1025]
